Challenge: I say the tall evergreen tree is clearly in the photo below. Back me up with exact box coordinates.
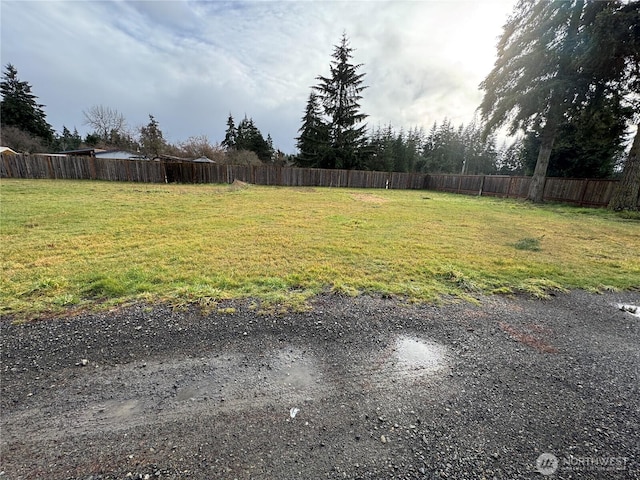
[312,33,368,169]
[296,92,329,167]
[221,114,237,150]
[593,1,640,210]
[139,114,165,157]
[366,125,425,173]
[609,122,640,210]
[366,124,395,172]
[480,1,596,202]
[235,115,273,163]
[521,90,629,178]
[0,63,53,142]
[460,121,498,175]
[421,119,465,173]
[404,127,425,173]
[55,125,82,152]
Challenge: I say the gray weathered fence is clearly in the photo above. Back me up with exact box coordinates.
[2,154,635,207]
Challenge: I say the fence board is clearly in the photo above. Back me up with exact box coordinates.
[3,153,639,208]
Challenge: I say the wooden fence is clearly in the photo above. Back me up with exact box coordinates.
[2,153,635,207]
[423,174,627,207]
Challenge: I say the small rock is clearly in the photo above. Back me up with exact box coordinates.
[380,435,387,443]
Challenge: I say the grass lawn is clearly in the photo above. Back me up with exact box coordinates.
[1,179,639,319]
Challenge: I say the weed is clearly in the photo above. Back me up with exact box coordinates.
[615,210,640,221]
[217,307,237,314]
[514,237,543,251]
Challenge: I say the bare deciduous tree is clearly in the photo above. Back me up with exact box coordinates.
[82,105,126,141]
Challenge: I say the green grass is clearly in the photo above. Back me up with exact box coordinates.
[1,179,639,319]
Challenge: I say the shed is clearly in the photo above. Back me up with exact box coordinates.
[0,146,18,155]
[59,148,106,157]
[193,156,215,163]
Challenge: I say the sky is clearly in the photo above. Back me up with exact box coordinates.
[1,0,518,154]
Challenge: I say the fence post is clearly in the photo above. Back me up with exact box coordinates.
[508,177,516,198]
[46,156,54,179]
[579,179,590,206]
[124,160,131,182]
[478,176,485,197]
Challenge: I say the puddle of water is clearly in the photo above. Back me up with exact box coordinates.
[394,336,447,372]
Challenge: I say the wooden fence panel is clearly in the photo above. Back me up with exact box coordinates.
[347,169,365,188]
[580,179,618,207]
[3,153,637,207]
[544,178,584,204]
[508,177,531,198]
[481,175,510,196]
[426,174,473,192]
[458,175,483,194]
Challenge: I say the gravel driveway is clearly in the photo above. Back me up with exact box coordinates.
[1,291,639,479]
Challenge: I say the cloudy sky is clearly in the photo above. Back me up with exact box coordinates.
[2,0,517,153]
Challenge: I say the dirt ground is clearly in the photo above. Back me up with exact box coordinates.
[1,291,639,479]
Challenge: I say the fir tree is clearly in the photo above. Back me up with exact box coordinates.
[222,114,237,150]
[312,33,368,169]
[139,114,165,157]
[480,1,592,202]
[296,92,329,167]
[55,125,82,151]
[234,115,273,163]
[597,1,640,210]
[0,63,53,142]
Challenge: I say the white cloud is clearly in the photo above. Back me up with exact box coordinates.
[1,0,516,153]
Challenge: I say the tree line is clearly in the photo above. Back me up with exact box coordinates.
[1,1,638,209]
[0,64,287,166]
[294,2,639,208]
